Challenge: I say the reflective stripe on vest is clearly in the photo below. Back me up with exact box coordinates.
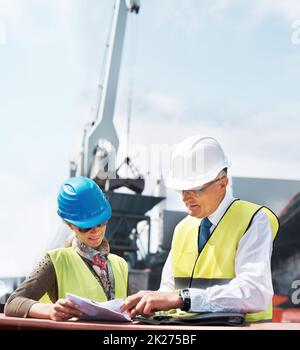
[171,199,279,323]
[40,247,128,303]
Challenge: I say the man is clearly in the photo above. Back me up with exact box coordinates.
[121,135,279,323]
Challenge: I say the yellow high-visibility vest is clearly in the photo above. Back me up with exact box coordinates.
[171,199,279,323]
[40,247,128,303]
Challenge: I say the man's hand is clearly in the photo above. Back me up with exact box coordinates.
[120,290,184,318]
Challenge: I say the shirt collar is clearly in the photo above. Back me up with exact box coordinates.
[207,190,235,227]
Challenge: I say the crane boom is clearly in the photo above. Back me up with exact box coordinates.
[83,0,140,177]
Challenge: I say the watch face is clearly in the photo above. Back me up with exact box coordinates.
[180,289,191,311]
[182,289,190,298]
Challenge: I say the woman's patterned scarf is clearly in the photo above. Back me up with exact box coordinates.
[72,237,115,299]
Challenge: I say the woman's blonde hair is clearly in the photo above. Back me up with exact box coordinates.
[65,235,75,248]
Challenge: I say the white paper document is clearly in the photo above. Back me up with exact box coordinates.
[66,293,131,322]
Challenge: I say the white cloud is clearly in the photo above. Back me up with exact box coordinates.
[149,0,300,35]
[208,0,234,14]
[150,0,234,36]
[135,90,189,120]
[0,171,61,277]
[0,19,6,45]
[253,0,300,21]
[0,0,23,24]
[113,91,300,183]
[0,0,84,49]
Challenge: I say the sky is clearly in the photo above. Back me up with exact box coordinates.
[0,0,300,277]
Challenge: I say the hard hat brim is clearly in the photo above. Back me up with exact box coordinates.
[63,206,112,229]
[165,176,213,191]
[165,161,230,191]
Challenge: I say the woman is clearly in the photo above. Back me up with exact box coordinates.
[4,176,128,321]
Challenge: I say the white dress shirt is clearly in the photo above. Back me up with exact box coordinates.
[159,190,274,313]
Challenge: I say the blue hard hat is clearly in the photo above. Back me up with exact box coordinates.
[57,176,112,228]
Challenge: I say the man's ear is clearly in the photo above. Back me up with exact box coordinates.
[220,177,229,189]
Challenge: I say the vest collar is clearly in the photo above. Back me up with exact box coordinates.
[206,190,236,227]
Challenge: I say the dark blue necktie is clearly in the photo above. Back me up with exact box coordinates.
[198,218,213,253]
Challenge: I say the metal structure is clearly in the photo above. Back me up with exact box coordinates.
[103,191,163,267]
[272,192,300,299]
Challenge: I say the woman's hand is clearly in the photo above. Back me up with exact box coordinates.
[48,299,83,321]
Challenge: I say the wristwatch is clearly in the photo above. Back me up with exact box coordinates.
[179,288,191,312]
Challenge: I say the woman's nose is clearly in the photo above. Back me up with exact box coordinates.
[89,226,98,234]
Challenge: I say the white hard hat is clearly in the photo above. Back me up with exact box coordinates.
[165,135,230,190]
